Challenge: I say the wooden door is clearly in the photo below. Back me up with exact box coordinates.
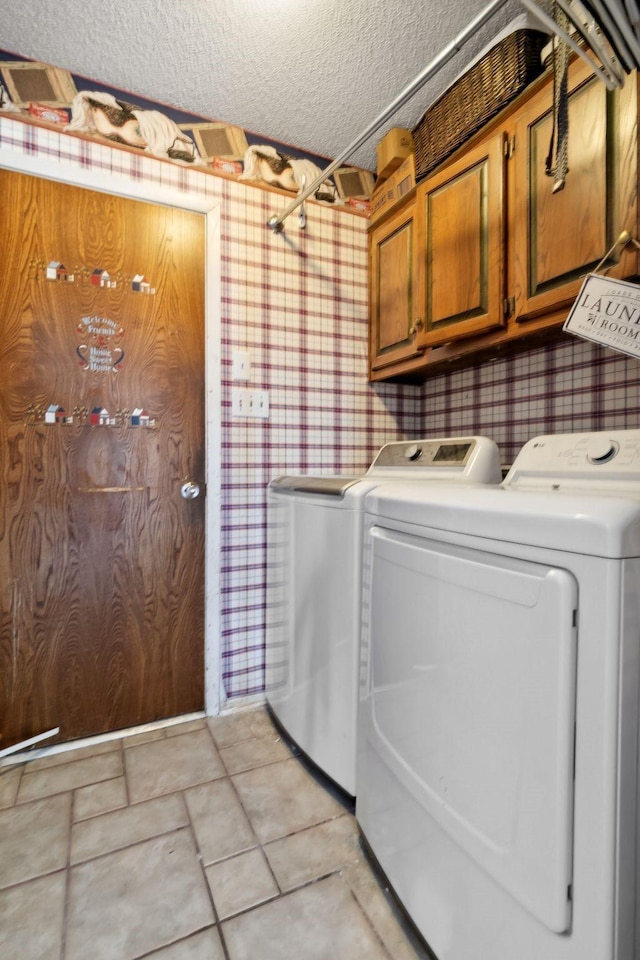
[0,170,205,750]
[417,130,507,348]
[511,58,638,323]
[369,198,425,373]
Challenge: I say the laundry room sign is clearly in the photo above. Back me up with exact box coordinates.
[564,273,640,359]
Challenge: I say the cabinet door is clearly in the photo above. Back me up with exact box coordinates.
[369,199,424,372]
[511,59,638,323]
[417,132,507,348]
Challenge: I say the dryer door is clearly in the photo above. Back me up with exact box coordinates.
[367,527,577,934]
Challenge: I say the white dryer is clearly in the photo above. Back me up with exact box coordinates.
[265,437,501,797]
[357,429,640,960]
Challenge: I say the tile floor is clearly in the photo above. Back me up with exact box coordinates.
[0,706,432,960]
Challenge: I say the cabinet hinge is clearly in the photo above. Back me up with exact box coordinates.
[504,135,516,159]
[503,295,516,317]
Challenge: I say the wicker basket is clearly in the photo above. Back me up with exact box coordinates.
[412,29,548,181]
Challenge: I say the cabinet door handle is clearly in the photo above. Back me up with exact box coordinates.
[409,317,424,336]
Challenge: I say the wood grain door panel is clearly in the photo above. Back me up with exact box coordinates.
[369,201,424,371]
[0,170,205,749]
[512,59,638,321]
[378,222,412,351]
[418,132,507,347]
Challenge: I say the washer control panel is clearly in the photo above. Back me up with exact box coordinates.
[506,430,640,488]
[367,436,502,484]
[370,438,474,469]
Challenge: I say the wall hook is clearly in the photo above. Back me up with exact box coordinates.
[593,230,638,275]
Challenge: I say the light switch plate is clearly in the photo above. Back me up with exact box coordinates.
[231,350,251,382]
[249,390,269,418]
[231,387,250,416]
[231,387,269,418]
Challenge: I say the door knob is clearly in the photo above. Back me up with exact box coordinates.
[180,481,201,500]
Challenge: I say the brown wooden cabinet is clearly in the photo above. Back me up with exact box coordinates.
[369,57,639,381]
[511,57,638,324]
[416,130,507,348]
[369,196,424,373]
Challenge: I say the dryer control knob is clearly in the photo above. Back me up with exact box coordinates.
[587,438,619,464]
[405,444,423,462]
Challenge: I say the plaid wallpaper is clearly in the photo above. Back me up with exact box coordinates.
[218,189,419,696]
[422,339,640,468]
[3,117,640,701]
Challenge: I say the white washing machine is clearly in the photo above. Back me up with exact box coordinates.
[357,429,640,960]
[265,436,502,797]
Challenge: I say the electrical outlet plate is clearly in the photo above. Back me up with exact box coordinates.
[231,387,269,418]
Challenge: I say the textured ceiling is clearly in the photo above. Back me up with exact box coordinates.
[0,0,531,169]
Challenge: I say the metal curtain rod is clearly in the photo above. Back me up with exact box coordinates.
[519,0,623,88]
[267,0,510,233]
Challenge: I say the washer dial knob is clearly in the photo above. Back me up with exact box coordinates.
[405,444,423,462]
[586,438,619,464]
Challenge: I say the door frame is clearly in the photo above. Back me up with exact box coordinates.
[0,148,223,718]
